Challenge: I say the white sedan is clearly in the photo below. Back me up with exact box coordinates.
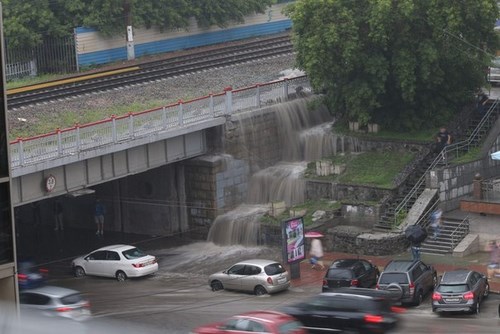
[72,244,158,281]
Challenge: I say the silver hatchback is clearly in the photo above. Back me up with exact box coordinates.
[209,259,290,295]
[19,285,91,321]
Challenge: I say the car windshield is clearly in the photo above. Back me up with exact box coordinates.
[379,273,408,284]
[122,247,147,259]
[436,284,469,293]
[264,263,286,275]
[326,268,353,279]
[492,57,500,68]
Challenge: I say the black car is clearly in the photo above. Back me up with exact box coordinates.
[322,258,380,291]
[376,260,437,306]
[280,288,402,334]
[432,269,489,314]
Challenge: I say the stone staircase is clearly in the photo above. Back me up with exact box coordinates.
[420,217,470,255]
[373,152,435,231]
[373,98,500,232]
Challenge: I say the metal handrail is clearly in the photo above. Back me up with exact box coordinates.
[450,216,470,249]
[8,75,311,171]
[393,98,500,226]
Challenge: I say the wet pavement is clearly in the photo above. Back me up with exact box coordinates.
[18,205,500,294]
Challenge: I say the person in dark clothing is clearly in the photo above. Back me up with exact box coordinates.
[94,199,106,235]
[436,127,451,161]
[53,200,64,231]
[411,241,421,261]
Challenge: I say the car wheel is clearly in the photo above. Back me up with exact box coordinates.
[74,266,85,278]
[210,280,223,291]
[474,301,480,315]
[414,290,423,306]
[254,285,267,296]
[484,283,490,298]
[116,271,127,282]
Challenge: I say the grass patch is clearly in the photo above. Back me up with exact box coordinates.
[451,147,483,164]
[7,74,65,89]
[306,151,415,189]
[261,199,341,226]
[9,99,174,140]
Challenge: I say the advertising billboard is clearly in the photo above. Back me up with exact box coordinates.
[282,216,305,264]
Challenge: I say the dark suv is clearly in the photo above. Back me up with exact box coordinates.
[280,287,401,334]
[376,260,437,306]
[322,258,380,291]
[432,269,489,314]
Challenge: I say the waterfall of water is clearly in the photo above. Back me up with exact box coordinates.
[208,98,344,245]
[206,204,270,246]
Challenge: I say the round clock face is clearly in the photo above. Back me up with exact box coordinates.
[45,175,56,192]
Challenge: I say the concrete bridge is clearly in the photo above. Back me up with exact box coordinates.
[9,76,310,207]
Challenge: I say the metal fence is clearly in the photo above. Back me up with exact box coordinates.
[9,76,311,170]
[5,35,77,80]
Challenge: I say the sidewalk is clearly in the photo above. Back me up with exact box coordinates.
[291,249,500,293]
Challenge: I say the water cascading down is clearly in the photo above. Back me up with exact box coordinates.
[208,98,347,245]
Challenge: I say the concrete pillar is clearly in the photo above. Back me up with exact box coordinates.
[473,173,483,200]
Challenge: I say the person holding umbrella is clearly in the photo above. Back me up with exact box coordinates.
[305,231,325,270]
[405,225,427,262]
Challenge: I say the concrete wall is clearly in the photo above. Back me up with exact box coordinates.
[184,155,249,239]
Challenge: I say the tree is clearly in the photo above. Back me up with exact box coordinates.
[2,0,273,47]
[285,0,500,130]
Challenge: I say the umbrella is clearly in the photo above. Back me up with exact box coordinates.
[491,151,500,160]
[405,225,428,244]
[305,231,324,238]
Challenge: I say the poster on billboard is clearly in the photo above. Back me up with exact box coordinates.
[282,216,305,264]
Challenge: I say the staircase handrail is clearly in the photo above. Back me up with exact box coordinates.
[393,98,500,227]
[450,216,470,249]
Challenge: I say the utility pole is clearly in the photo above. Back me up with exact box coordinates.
[124,0,135,60]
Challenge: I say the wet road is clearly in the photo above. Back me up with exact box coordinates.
[46,242,500,333]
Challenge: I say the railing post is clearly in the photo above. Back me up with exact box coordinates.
[57,128,62,156]
[256,84,261,108]
[111,115,117,143]
[178,100,184,126]
[75,123,81,151]
[224,86,233,114]
[18,138,24,166]
[209,94,214,117]
[162,107,167,129]
[128,112,134,138]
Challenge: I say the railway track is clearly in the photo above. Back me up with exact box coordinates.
[7,34,294,110]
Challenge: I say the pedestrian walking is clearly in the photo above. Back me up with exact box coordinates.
[430,208,443,240]
[309,237,325,270]
[487,240,500,279]
[411,241,421,261]
[53,199,64,231]
[435,127,452,161]
[94,199,106,235]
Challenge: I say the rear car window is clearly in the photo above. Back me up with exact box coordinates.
[60,293,84,305]
[264,263,286,275]
[122,247,147,259]
[326,269,353,279]
[379,273,408,284]
[436,284,469,293]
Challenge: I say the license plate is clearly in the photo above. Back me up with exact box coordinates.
[278,277,286,284]
[445,298,460,302]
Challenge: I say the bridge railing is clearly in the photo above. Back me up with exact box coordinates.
[9,75,311,169]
